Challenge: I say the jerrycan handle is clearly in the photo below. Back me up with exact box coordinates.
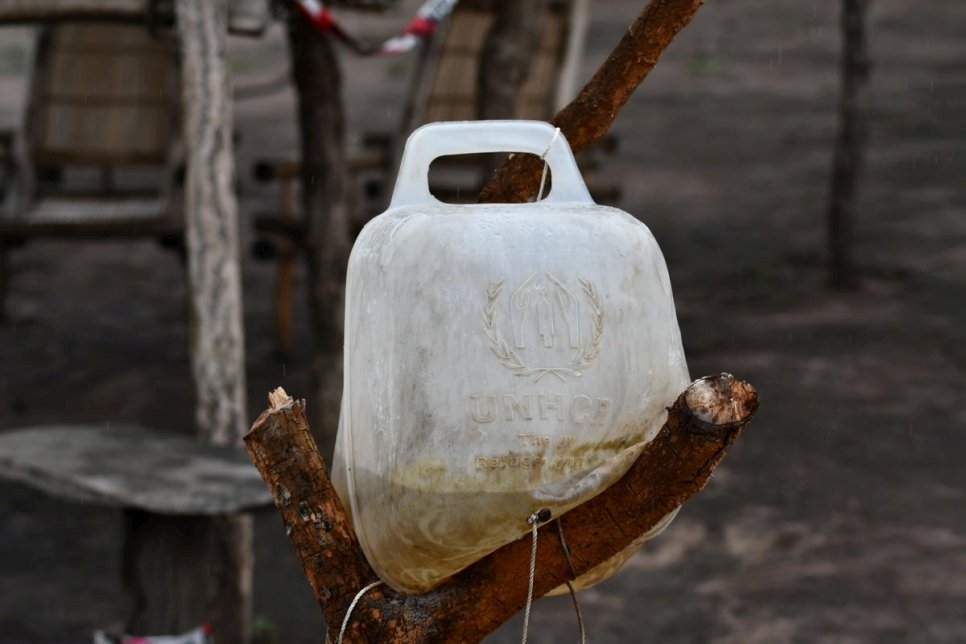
[389,120,594,208]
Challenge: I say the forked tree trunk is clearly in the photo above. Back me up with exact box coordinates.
[246,375,757,642]
[244,2,724,641]
[286,17,352,459]
[121,1,253,642]
[828,0,872,290]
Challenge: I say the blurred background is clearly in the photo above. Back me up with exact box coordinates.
[0,0,964,642]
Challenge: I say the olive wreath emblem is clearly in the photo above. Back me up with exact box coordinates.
[483,276,604,382]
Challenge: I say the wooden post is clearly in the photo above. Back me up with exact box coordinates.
[178,0,248,444]
[122,511,252,642]
[828,0,872,290]
[477,0,544,121]
[475,0,545,179]
[287,16,352,458]
[119,1,254,641]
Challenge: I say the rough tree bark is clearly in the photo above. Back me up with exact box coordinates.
[478,0,705,204]
[120,2,254,642]
[177,0,253,638]
[827,0,872,290]
[179,0,248,448]
[246,374,756,642]
[287,16,352,457]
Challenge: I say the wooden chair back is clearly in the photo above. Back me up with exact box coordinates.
[408,0,582,129]
[25,22,181,195]
[384,0,586,204]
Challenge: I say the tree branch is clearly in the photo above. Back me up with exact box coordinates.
[245,374,757,642]
[478,0,705,204]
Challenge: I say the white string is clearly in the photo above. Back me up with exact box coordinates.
[521,508,552,643]
[557,522,587,644]
[565,581,587,644]
[521,511,542,644]
[336,580,383,644]
[534,126,562,202]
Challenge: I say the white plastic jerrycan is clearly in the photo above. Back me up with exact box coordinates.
[332,120,689,595]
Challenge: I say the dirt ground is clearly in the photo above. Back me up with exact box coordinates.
[1,1,965,642]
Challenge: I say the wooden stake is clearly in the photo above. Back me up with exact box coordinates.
[286,17,352,454]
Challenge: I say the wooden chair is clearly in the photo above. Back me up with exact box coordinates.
[413,0,580,124]
[0,22,185,316]
[406,0,622,203]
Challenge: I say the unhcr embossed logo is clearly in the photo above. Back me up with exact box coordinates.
[483,272,604,382]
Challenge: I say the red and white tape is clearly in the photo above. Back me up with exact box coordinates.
[93,623,211,644]
[293,0,459,56]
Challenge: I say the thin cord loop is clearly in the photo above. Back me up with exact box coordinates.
[534,126,562,202]
[555,518,578,578]
[521,508,550,644]
[337,580,383,644]
[557,520,587,644]
[565,581,587,644]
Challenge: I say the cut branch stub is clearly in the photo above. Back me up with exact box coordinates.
[245,374,757,643]
[244,390,376,622]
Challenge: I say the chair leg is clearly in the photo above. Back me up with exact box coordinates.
[275,254,295,356]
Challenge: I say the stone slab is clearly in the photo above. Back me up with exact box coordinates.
[0,425,272,514]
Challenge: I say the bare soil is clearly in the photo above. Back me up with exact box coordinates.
[1,1,964,642]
